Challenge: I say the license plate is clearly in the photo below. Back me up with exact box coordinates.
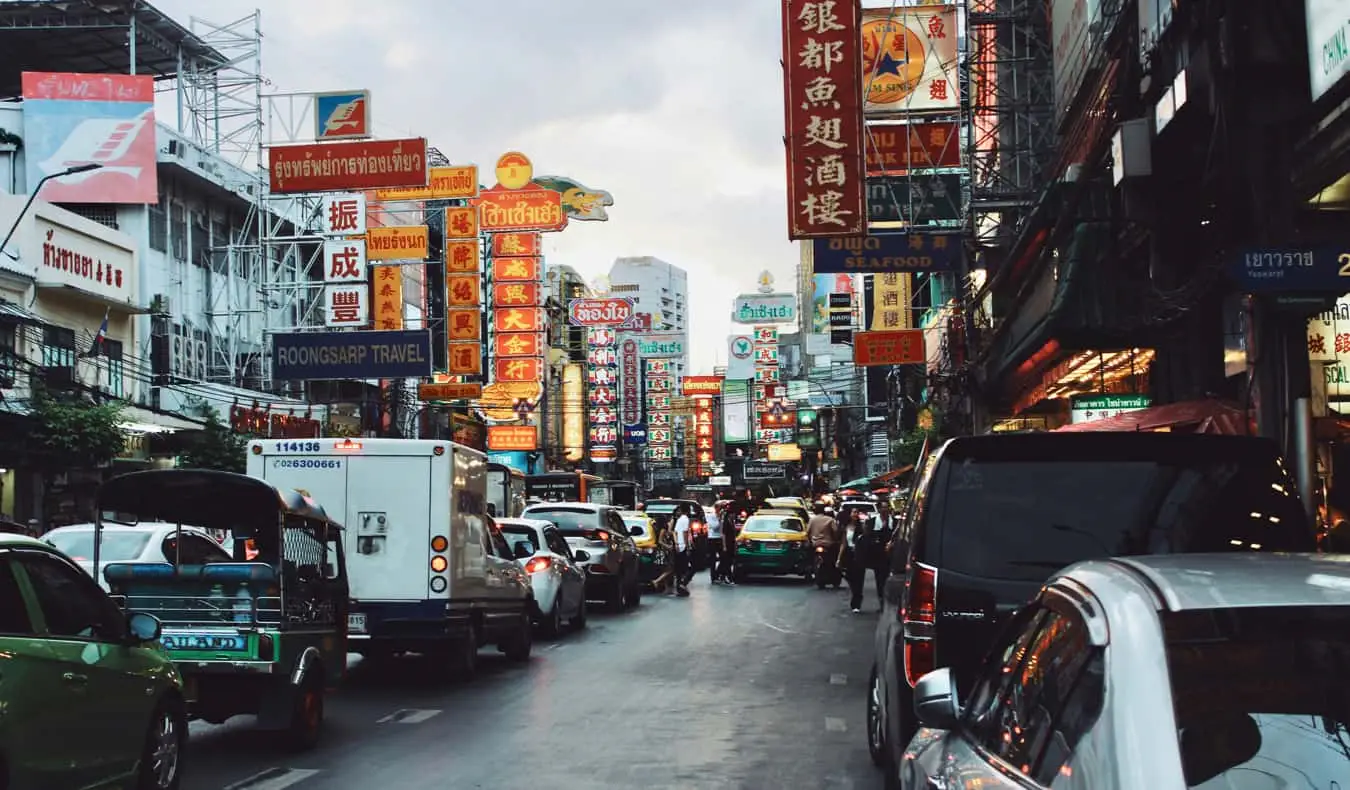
[760,541,783,551]
[161,631,247,652]
[348,613,367,633]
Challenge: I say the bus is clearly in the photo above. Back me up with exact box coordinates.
[486,462,527,518]
[525,470,601,503]
[588,480,641,510]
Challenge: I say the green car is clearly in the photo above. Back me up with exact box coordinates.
[734,510,813,580]
[0,534,185,789]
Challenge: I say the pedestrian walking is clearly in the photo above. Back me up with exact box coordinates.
[652,518,677,594]
[706,505,724,583]
[716,507,739,585]
[845,512,888,613]
[672,505,692,596]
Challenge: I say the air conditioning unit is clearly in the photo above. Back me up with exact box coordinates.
[151,294,172,315]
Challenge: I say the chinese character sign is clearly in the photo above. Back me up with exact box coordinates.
[323,240,367,284]
[324,285,369,327]
[694,397,718,475]
[782,0,866,239]
[621,338,641,426]
[323,238,369,327]
[320,193,367,236]
[860,7,959,114]
[645,357,674,462]
[753,326,781,445]
[868,272,912,330]
[445,239,479,273]
[587,328,620,463]
[371,265,404,330]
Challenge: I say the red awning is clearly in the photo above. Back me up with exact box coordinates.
[1054,399,1252,435]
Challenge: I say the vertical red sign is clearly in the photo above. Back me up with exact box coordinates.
[781,0,866,239]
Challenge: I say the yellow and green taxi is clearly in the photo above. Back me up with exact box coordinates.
[763,497,811,527]
[620,511,661,582]
[734,509,811,580]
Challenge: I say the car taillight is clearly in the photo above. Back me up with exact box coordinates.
[591,529,610,543]
[524,557,552,574]
[902,562,938,688]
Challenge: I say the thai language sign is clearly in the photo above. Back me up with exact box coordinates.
[267,137,428,194]
[374,165,479,201]
[732,293,797,324]
[366,226,428,260]
[568,297,635,327]
[476,186,567,232]
[866,174,963,224]
[782,0,866,239]
[865,121,961,174]
[271,330,432,380]
[853,329,925,366]
[32,216,136,305]
[682,376,724,396]
[810,233,962,274]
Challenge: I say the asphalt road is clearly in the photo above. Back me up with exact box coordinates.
[184,576,884,790]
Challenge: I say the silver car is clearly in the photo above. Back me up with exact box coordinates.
[43,522,230,589]
[901,552,1350,788]
[496,517,587,636]
[521,502,642,612]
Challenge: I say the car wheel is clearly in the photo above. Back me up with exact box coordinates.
[285,673,324,751]
[541,598,563,638]
[503,611,533,662]
[453,626,479,680]
[628,566,642,607]
[607,579,625,612]
[136,696,186,789]
[867,666,889,768]
[570,595,587,629]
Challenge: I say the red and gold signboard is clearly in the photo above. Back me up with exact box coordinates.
[375,165,479,201]
[418,381,483,401]
[370,265,403,330]
[494,356,543,382]
[491,256,542,282]
[493,308,544,333]
[682,376,724,396]
[853,329,925,367]
[445,239,479,273]
[486,425,538,451]
[446,309,481,341]
[448,341,482,375]
[492,282,541,308]
[782,0,866,239]
[446,274,480,307]
[494,332,541,358]
[444,206,479,239]
[492,232,541,257]
[268,137,428,194]
[865,120,962,174]
[476,185,567,232]
[366,225,429,261]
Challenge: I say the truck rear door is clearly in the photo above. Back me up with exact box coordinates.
[343,455,433,601]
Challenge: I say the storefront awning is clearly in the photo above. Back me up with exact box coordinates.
[118,405,205,435]
[1054,399,1250,435]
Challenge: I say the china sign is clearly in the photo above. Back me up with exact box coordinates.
[267,137,428,194]
[569,297,636,327]
[1306,0,1350,101]
[492,256,541,282]
[782,0,866,239]
[492,232,541,257]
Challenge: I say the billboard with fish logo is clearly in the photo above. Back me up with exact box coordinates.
[21,72,158,204]
[313,90,371,140]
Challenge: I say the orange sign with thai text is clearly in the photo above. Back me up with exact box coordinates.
[491,256,541,281]
[476,185,567,232]
[494,356,543,382]
[853,330,925,367]
[444,206,479,239]
[448,342,482,375]
[370,265,403,330]
[486,425,538,451]
[492,232,541,257]
[446,274,480,307]
[446,308,480,341]
[493,308,544,333]
[418,381,482,401]
[492,282,541,308]
[445,239,479,272]
[375,165,479,201]
[494,332,542,358]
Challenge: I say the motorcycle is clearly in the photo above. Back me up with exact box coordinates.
[813,544,842,589]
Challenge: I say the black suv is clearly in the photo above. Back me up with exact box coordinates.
[867,431,1316,786]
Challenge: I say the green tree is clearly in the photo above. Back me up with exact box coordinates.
[178,407,247,473]
[28,388,126,468]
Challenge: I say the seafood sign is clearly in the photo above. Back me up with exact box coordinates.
[268,137,428,194]
[568,298,635,327]
[475,186,567,232]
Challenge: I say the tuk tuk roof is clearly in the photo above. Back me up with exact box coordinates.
[97,469,340,533]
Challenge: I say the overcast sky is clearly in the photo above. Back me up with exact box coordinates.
[150,0,797,372]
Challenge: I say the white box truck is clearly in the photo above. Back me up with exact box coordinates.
[247,437,533,674]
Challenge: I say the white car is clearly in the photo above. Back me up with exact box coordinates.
[43,522,230,589]
[496,517,588,636]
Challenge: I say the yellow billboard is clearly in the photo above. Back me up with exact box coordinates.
[563,363,584,462]
[869,273,913,331]
[366,225,428,261]
[374,165,479,201]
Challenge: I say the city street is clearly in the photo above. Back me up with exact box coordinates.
[186,578,883,790]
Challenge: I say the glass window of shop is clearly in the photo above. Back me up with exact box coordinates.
[41,325,75,369]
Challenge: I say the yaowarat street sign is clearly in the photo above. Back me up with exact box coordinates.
[853,329,926,367]
[782,0,866,239]
[268,137,428,193]
[487,425,538,451]
[418,382,482,401]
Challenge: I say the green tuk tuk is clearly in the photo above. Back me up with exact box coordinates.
[97,469,349,750]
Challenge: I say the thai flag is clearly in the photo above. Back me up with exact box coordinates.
[83,309,109,358]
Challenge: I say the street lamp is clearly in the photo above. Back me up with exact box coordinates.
[0,163,104,260]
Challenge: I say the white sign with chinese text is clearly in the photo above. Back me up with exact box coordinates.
[861,7,960,115]
[1306,0,1350,102]
[1309,295,1350,402]
[324,284,369,327]
[320,193,367,236]
[33,216,137,306]
[323,239,368,284]
[1069,395,1151,424]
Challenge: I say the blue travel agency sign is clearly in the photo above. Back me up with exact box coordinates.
[1228,244,1350,292]
[272,329,432,380]
[811,233,962,274]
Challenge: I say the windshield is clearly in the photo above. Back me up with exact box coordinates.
[644,503,678,515]
[523,508,603,537]
[499,525,540,554]
[46,529,153,562]
[743,516,804,532]
[1163,606,1350,786]
[623,518,651,537]
[936,459,1314,582]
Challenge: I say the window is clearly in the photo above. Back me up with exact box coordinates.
[488,525,514,559]
[103,338,124,398]
[0,559,35,635]
[41,325,75,369]
[170,202,187,262]
[0,321,16,387]
[964,605,1104,784]
[148,193,168,252]
[544,528,570,557]
[161,533,230,565]
[18,552,122,640]
[500,525,540,554]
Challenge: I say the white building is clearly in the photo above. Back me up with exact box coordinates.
[608,256,689,380]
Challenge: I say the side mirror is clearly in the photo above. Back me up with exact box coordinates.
[513,542,534,560]
[126,611,162,644]
[912,668,960,730]
[573,550,591,563]
[629,526,644,537]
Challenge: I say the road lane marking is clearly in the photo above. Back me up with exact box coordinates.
[831,646,849,655]
[830,673,848,685]
[377,708,442,724]
[825,717,848,732]
[223,768,320,790]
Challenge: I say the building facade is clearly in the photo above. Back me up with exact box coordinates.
[608,256,689,381]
